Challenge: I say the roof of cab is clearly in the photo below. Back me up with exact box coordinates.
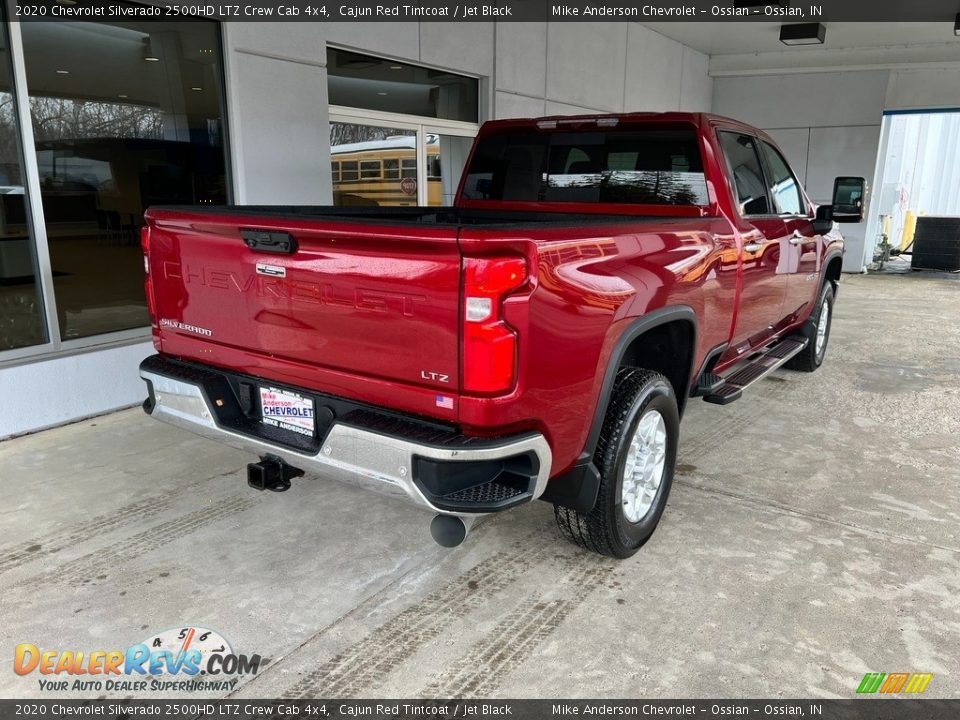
[480,112,761,135]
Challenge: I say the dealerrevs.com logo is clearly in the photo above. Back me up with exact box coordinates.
[14,626,262,693]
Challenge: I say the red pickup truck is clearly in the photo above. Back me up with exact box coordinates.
[139,112,861,558]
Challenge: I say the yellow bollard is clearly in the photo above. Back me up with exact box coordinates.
[900,210,917,251]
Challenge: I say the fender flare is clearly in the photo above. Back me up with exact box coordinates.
[822,250,843,288]
[815,250,844,312]
[541,305,698,512]
[586,305,698,454]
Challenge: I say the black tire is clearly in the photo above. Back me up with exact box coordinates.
[787,282,835,372]
[554,368,679,558]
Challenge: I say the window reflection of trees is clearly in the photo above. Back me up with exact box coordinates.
[29,98,163,143]
[545,170,707,205]
[0,97,164,156]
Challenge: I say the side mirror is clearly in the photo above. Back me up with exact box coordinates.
[831,176,865,223]
[813,204,833,235]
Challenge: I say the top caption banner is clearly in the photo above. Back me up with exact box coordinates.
[12,0,960,22]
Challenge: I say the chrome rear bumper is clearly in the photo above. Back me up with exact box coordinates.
[140,362,552,517]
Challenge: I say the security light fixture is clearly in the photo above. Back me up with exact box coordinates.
[780,23,826,45]
[56,69,69,74]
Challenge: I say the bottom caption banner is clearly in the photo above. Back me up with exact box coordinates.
[4,700,960,720]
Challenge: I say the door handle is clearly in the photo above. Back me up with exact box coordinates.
[743,243,762,253]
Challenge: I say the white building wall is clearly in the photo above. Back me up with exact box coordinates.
[885,68,960,111]
[494,23,713,119]
[0,342,154,439]
[223,23,331,204]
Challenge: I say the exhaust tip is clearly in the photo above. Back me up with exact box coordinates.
[430,514,468,548]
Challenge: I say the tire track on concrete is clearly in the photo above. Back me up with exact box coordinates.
[0,494,184,575]
[420,558,615,697]
[284,538,560,699]
[74,562,179,592]
[676,479,960,555]
[681,411,757,463]
[14,495,260,590]
[0,471,237,576]
[681,379,780,463]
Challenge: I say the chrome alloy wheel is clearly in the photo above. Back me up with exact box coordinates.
[816,299,830,356]
[620,409,667,523]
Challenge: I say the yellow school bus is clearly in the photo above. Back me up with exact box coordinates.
[331,134,442,206]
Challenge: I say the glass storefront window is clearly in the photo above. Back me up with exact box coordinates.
[330,122,419,207]
[0,23,46,352]
[20,14,228,341]
[327,48,478,123]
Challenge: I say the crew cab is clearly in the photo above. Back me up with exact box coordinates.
[138,113,862,557]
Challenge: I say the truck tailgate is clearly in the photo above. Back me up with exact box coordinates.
[144,208,462,419]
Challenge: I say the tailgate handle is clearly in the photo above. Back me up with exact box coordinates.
[241,229,297,254]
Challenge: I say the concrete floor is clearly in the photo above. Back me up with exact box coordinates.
[1,272,958,699]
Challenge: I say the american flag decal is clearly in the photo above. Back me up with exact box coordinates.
[435,395,454,410]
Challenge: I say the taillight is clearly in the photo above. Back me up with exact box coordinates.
[462,256,526,394]
[141,225,158,323]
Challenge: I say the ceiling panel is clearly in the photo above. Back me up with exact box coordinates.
[642,22,960,56]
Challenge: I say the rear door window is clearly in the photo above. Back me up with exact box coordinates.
[461,128,708,206]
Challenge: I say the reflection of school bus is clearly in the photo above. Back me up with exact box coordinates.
[330,134,441,206]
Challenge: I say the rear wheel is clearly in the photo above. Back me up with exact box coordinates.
[554,368,679,558]
[787,282,834,372]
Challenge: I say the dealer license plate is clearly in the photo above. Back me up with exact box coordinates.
[259,386,315,437]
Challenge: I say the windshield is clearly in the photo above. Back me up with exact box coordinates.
[461,127,708,206]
